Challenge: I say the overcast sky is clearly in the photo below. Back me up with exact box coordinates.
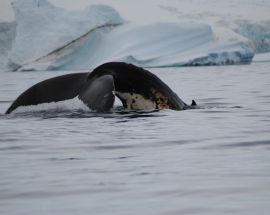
[0,0,13,21]
[1,0,269,23]
[0,0,103,21]
[0,0,169,24]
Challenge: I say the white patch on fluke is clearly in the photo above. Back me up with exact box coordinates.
[12,96,90,113]
[116,92,156,110]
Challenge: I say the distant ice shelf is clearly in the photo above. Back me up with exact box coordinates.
[0,0,261,71]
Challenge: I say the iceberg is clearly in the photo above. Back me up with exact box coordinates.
[1,0,257,71]
[8,0,123,71]
[0,22,15,71]
[16,22,254,71]
[234,20,270,53]
[91,23,254,68]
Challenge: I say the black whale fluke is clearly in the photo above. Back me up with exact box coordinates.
[5,73,89,114]
[78,75,115,112]
[6,62,194,114]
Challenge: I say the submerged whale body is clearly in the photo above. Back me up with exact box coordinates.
[6,62,196,114]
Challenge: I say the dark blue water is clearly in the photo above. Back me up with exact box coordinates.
[1,63,270,215]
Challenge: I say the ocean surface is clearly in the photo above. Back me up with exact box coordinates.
[0,62,270,215]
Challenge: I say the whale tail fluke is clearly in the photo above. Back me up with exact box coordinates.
[5,73,89,114]
[6,62,192,114]
[88,62,187,110]
[78,75,115,112]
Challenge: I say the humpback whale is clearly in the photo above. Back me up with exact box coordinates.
[6,62,196,114]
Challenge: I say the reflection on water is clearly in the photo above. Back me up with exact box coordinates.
[0,63,270,215]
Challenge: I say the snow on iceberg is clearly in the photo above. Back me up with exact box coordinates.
[5,0,255,71]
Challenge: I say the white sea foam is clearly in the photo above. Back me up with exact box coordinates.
[12,96,90,114]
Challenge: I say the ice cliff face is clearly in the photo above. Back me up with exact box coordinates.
[1,0,266,71]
